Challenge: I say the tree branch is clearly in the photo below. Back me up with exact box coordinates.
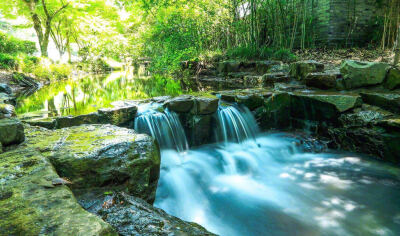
[41,0,51,19]
[52,1,70,18]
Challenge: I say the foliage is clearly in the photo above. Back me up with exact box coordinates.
[0,53,17,70]
[31,59,72,81]
[0,31,36,55]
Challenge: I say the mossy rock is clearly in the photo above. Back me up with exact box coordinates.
[55,112,101,129]
[194,96,219,115]
[289,60,324,80]
[98,105,137,126]
[0,118,24,146]
[0,147,117,235]
[25,124,160,203]
[290,93,362,121]
[340,60,390,89]
[165,95,195,113]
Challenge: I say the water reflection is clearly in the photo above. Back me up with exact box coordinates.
[16,72,184,117]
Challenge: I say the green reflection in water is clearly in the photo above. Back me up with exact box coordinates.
[16,72,184,117]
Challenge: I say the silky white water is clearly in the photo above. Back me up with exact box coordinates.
[136,104,400,236]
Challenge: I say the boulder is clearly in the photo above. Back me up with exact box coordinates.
[0,118,25,146]
[289,60,324,79]
[25,124,160,203]
[0,83,12,95]
[0,147,117,235]
[77,191,216,236]
[360,92,400,114]
[98,105,137,126]
[385,67,400,90]
[304,70,341,89]
[0,103,16,118]
[339,60,390,89]
[165,95,195,113]
[194,97,219,115]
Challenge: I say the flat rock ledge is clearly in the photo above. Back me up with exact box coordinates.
[0,124,214,235]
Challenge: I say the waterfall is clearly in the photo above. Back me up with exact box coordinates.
[135,103,258,151]
[133,102,400,236]
[134,104,189,152]
[216,105,259,143]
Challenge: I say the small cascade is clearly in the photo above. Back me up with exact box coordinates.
[134,104,188,152]
[216,105,259,143]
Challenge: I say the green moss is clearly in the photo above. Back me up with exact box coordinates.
[0,147,117,235]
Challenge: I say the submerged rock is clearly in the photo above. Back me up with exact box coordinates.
[289,60,324,80]
[339,60,390,89]
[0,118,24,146]
[25,124,160,203]
[77,191,216,236]
[0,147,117,235]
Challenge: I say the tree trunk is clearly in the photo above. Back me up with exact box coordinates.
[394,26,400,66]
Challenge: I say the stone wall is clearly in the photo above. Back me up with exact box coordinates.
[313,0,381,46]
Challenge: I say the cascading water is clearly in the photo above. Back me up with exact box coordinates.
[136,103,400,236]
[134,103,188,152]
[215,105,259,143]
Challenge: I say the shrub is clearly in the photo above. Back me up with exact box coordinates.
[225,45,296,62]
[31,62,72,81]
[226,45,258,60]
[0,32,36,55]
[273,48,297,62]
[0,53,17,69]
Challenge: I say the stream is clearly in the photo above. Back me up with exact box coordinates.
[16,73,400,236]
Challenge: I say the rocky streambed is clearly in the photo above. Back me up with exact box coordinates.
[1,58,400,235]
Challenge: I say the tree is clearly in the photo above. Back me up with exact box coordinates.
[0,0,69,57]
[394,26,400,66]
